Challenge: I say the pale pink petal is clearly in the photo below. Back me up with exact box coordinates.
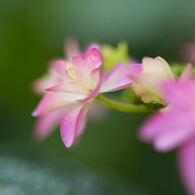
[140,110,194,152]
[32,93,85,116]
[182,41,195,63]
[34,108,66,140]
[88,102,108,121]
[100,64,141,93]
[102,63,124,81]
[142,57,174,78]
[83,44,100,58]
[84,48,103,71]
[46,81,87,94]
[53,60,67,78]
[178,142,195,195]
[154,57,174,77]
[78,78,102,103]
[60,103,90,147]
[33,65,61,94]
[65,38,81,60]
[180,63,192,82]
[72,56,97,89]
[72,56,90,76]
[162,80,195,109]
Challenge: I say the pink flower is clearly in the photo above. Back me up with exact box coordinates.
[140,63,192,151]
[33,47,137,147]
[139,64,195,194]
[33,40,103,140]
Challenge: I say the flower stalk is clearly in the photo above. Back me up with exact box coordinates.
[96,94,152,113]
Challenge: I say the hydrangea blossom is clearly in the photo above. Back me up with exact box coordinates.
[139,64,195,194]
[33,40,104,140]
[33,47,138,147]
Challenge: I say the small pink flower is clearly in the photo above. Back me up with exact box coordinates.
[33,40,103,140]
[33,47,137,147]
[139,64,195,194]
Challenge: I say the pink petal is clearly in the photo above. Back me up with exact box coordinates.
[65,38,81,60]
[33,65,61,95]
[32,93,85,116]
[83,44,100,58]
[46,81,87,94]
[72,56,99,89]
[60,103,90,147]
[178,142,195,195]
[162,80,195,109]
[100,64,141,93]
[84,48,103,71]
[102,63,124,81]
[180,63,192,82]
[72,56,92,77]
[53,60,67,78]
[33,108,66,140]
[140,110,194,152]
[78,78,102,103]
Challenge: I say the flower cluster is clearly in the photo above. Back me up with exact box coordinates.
[32,39,195,195]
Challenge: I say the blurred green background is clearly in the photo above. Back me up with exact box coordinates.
[1,0,195,194]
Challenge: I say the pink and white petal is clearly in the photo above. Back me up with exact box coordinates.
[53,60,67,78]
[72,56,90,76]
[142,57,174,79]
[180,63,192,82]
[84,48,103,70]
[155,57,174,77]
[178,142,195,195]
[102,63,124,82]
[83,44,100,59]
[60,103,90,147]
[33,65,61,95]
[100,64,141,93]
[33,108,66,140]
[140,110,194,152]
[78,78,102,103]
[46,81,88,94]
[32,93,85,116]
[72,56,95,89]
[65,38,81,60]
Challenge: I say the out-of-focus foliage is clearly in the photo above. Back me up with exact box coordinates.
[171,63,195,76]
[0,142,148,195]
[101,42,129,71]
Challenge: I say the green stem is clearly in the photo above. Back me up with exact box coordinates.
[96,95,152,113]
